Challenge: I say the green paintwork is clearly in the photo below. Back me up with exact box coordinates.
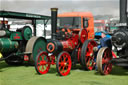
[33,38,47,62]
[5,30,11,37]
[23,27,32,40]
[0,38,19,53]
[10,32,23,40]
[110,27,118,30]
[0,10,50,20]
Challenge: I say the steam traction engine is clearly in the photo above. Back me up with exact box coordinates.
[0,11,50,65]
[35,8,97,76]
[96,0,128,75]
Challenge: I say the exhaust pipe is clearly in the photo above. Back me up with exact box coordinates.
[51,8,58,40]
[120,0,127,27]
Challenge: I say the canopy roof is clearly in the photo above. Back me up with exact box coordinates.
[0,10,51,20]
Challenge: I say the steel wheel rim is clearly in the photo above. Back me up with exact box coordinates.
[25,37,47,65]
[85,41,97,70]
[102,48,112,75]
[36,52,50,74]
[97,47,112,75]
[58,52,72,76]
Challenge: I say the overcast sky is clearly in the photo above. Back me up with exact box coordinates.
[0,0,121,16]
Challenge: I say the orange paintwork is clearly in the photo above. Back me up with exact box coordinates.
[58,12,94,39]
[61,28,71,35]
[58,12,93,18]
[0,21,8,24]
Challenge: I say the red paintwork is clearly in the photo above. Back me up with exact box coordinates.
[61,34,79,52]
[0,21,8,24]
[102,49,112,75]
[112,51,117,58]
[24,55,29,61]
[51,55,56,65]
[36,52,50,74]
[58,52,72,76]
[36,27,97,76]
[47,43,55,53]
[79,29,88,44]
[85,40,97,70]
[58,29,88,53]
[94,20,105,31]
[37,48,42,53]
[14,34,20,39]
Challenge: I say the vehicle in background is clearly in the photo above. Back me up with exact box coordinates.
[94,20,106,32]
[109,18,119,33]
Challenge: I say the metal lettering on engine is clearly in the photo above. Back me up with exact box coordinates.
[116,23,127,26]
[26,14,41,18]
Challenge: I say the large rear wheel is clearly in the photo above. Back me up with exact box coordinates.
[25,37,47,65]
[71,48,78,66]
[81,40,97,70]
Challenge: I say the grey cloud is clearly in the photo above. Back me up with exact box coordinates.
[0,0,120,16]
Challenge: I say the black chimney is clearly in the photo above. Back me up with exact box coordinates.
[51,8,58,40]
[120,0,127,28]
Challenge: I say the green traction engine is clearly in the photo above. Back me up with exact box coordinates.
[0,11,49,65]
[0,26,46,65]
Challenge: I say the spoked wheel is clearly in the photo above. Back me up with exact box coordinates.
[97,47,112,75]
[78,29,88,44]
[56,51,72,76]
[81,40,97,70]
[35,51,50,74]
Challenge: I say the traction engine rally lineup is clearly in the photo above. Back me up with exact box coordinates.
[0,0,128,77]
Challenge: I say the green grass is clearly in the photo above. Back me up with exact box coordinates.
[0,61,128,85]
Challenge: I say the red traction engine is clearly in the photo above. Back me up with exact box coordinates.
[34,8,97,76]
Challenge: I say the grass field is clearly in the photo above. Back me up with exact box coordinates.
[0,61,128,85]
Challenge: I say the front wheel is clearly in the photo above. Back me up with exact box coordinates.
[35,51,50,75]
[56,51,72,76]
[96,47,112,75]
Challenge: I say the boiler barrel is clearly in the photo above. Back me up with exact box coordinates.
[46,40,75,54]
[0,38,19,53]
